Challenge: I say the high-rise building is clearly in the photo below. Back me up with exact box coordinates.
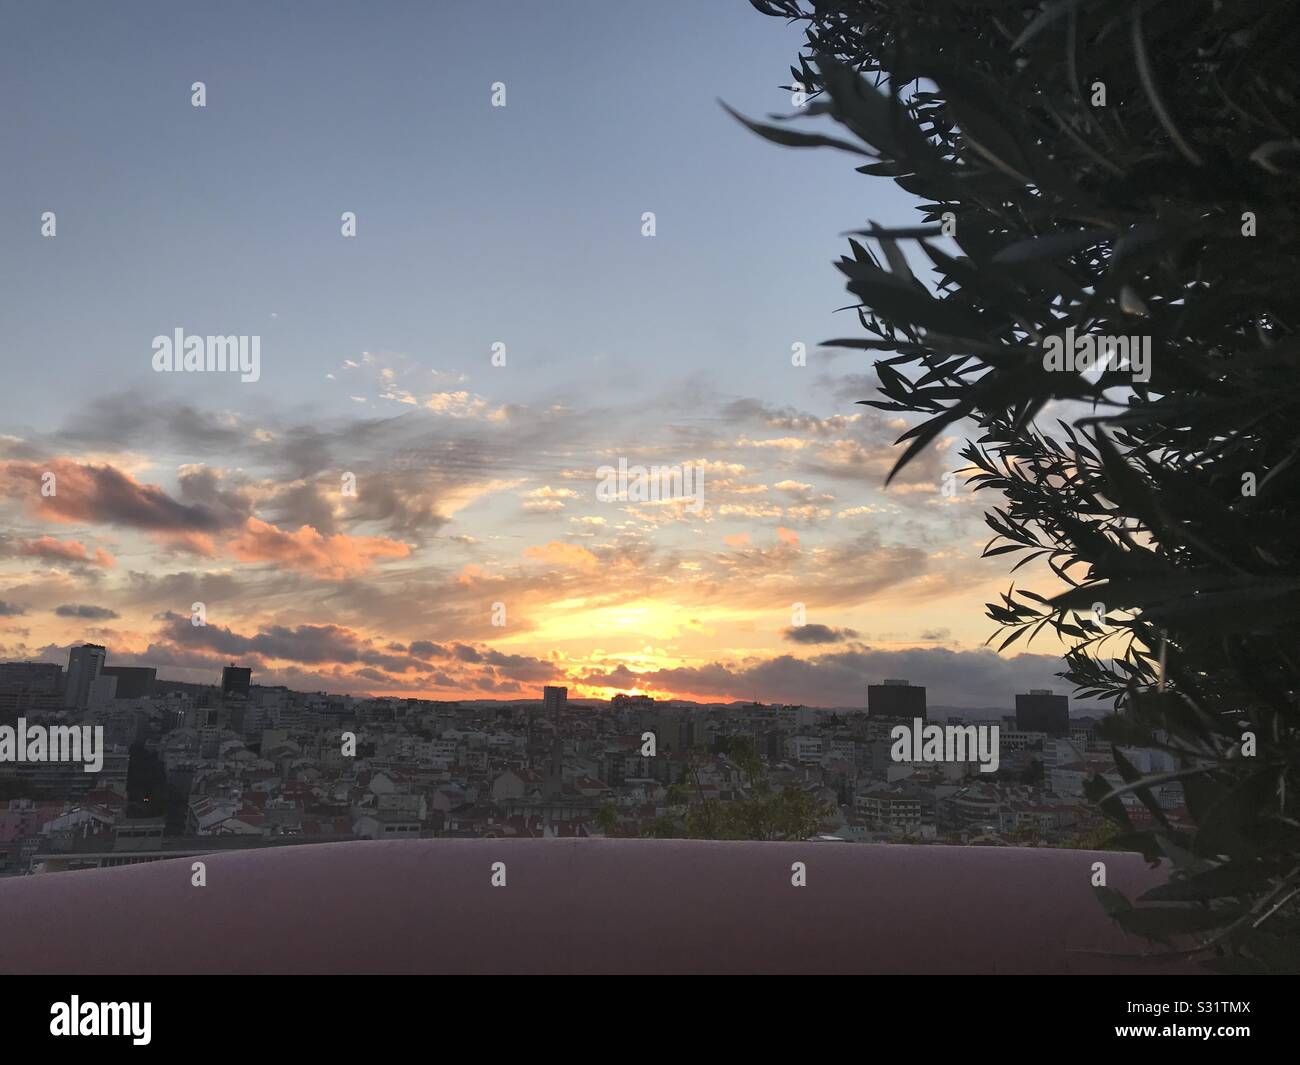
[1015,690,1069,736]
[221,664,252,696]
[65,644,106,710]
[868,679,926,722]
[543,685,567,717]
[102,666,157,700]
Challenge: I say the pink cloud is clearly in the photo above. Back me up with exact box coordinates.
[13,536,116,568]
[228,518,411,579]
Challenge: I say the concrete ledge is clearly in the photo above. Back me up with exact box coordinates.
[0,839,1208,974]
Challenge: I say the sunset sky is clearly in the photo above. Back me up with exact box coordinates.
[0,0,1089,709]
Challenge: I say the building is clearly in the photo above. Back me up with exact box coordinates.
[0,662,63,692]
[101,666,157,700]
[542,685,567,716]
[1015,689,1069,736]
[0,747,128,800]
[221,665,252,696]
[0,662,65,718]
[856,790,923,835]
[868,679,926,722]
[651,706,695,755]
[64,644,107,711]
[787,735,823,763]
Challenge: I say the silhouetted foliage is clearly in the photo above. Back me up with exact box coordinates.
[744,0,1300,970]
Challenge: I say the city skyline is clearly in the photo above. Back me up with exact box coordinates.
[4,638,1081,717]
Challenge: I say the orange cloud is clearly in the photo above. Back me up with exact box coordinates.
[523,541,600,571]
[150,530,219,557]
[13,536,116,568]
[228,518,411,579]
[776,527,800,546]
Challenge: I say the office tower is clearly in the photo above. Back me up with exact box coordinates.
[221,664,252,696]
[1015,689,1069,736]
[65,644,106,710]
[101,666,157,699]
[867,678,927,721]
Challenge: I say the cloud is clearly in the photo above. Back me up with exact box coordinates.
[523,541,600,571]
[160,613,420,669]
[782,624,859,644]
[227,518,411,579]
[579,645,1095,709]
[5,535,116,568]
[0,459,242,532]
[140,612,557,692]
[0,601,26,617]
[721,399,863,437]
[424,391,507,420]
[54,604,120,620]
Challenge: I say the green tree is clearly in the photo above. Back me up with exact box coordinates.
[646,815,678,839]
[727,734,764,787]
[742,0,1300,970]
[594,801,619,837]
[684,783,830,842]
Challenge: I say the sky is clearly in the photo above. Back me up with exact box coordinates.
[0,0,1090,709]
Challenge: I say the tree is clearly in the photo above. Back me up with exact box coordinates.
[742,0,1300,970]
[726,734,764,787]
[646,815,678,839]
[684,782,830,842]
[594,801,620,837]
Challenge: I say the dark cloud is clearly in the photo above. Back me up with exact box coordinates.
[0,601,26,616]
[159,613,418,669]
[54,604,120,620]
[145,613,554,690]
[782,623,860,644]
[176,466,255,524]
[0,460,237,532]
[581,646,1098,710]
[263,481,340,535]
[57,397,255,454]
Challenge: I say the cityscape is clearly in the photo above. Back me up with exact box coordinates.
[0,640,1185,875]
[1,0,1290,992]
